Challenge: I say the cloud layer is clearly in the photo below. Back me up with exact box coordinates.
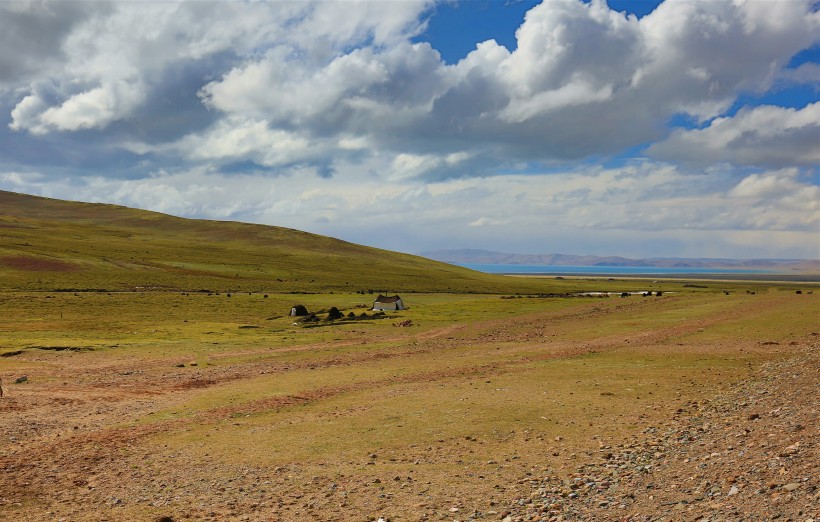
[648,103,820,168]
[1,0,818,259]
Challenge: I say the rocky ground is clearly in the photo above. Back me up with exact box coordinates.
[502,337,818,522]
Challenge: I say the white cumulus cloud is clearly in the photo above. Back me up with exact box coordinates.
[648,103,820,167]
[0,0,817,260]
[117,0,819,172]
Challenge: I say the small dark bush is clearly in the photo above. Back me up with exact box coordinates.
[327,307,343,320]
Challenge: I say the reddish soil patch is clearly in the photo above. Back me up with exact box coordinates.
[0,255,79,272]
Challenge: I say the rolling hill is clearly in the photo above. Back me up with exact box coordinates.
[0,190,553,293]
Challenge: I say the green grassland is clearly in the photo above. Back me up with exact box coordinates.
[2,287,816,520]
[1,190,818,520]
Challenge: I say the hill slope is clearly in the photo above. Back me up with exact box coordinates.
[0,191,544,293]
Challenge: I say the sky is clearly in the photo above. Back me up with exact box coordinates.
[0,0,818,260]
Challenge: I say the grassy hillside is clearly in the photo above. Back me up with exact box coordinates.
[0,190,559,293]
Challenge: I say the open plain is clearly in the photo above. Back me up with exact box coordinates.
[0,286,817,521]
[1,192,817,521]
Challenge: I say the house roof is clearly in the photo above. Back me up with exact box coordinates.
[374,295,401,303]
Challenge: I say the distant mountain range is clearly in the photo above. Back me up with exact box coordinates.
[421,249,820,272]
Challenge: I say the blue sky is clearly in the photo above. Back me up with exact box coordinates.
[419,0,662,63]
[0,0,818,259]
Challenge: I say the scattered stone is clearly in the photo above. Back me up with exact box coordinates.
[503,343,817,522]
[14,376,28,384]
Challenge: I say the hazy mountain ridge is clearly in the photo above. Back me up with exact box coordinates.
[421,249,820,272]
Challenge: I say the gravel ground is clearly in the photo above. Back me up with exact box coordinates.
[503,336,818,522]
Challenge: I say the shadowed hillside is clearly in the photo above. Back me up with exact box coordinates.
[0,191,553,293]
